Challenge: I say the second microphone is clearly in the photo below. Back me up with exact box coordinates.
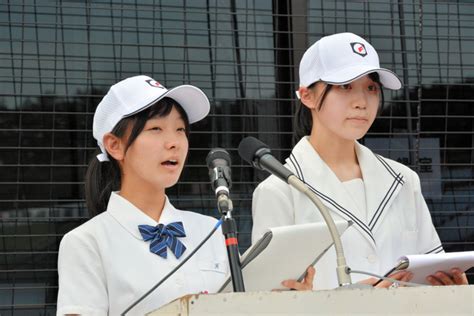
[206,148,233,214]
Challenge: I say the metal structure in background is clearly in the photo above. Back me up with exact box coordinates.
[0,0,473,314]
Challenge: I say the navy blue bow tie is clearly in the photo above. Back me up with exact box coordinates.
[138,222,187,259]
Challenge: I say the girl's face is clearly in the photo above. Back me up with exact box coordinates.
[119,106,189,191]
[310,75,380,142]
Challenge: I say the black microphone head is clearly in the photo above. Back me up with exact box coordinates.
[206,148,231,169]
[206,148,232,192]
[238,136,268,165]
[238,137,293,182]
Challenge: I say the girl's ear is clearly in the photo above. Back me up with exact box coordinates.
[298,86,318,110]
[103,133,126,161]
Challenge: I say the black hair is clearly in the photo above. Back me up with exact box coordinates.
[85,97,190,217]
[293,72,385,143]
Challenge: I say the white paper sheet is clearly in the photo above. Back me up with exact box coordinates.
[398,251,474,284]
[219,220,350,292]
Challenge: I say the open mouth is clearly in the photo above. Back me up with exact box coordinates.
[161,159,178,166]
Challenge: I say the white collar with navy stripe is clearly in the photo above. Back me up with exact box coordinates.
[106,192,183,240]
[285,137,405,247]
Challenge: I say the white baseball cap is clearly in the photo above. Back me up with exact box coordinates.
[93,75,210,161]
[297,32,402,97]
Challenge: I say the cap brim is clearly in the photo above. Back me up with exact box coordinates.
[122,85,210,123]
[164,85,210,123]
[322,65,402,90]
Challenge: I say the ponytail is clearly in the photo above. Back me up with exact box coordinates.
[293,101,313,144]
[85,152,121,217]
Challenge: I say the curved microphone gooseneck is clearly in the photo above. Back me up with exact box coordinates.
[238,136,352,287]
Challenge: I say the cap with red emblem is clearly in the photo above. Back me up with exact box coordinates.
[297,32,402,97]
[93,75,210,161]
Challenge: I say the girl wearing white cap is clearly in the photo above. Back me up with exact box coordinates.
[252,33,468,289]
[56,76,230,315]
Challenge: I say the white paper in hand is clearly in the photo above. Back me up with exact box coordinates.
[397,251,474,284]
[219,220,350,292]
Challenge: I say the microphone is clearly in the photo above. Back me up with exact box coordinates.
[206,148,232,214]
[206,148,245,291]
[238,136,293,182]
[238,136,352,287]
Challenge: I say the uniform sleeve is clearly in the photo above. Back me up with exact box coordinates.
[251,177,295,244]
[56,231,108,316]
[412,172,444,254]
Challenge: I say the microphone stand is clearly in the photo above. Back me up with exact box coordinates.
[287,175,352,287]
[217,196,245,292]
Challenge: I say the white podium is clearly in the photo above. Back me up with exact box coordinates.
[149,285,474,315]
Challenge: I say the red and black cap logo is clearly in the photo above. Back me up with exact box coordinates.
[350,42,367,57]
[145,79,165,89]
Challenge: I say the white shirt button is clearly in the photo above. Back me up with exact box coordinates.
[367,254,378,263]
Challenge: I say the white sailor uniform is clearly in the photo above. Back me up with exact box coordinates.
[252,137,443,289]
